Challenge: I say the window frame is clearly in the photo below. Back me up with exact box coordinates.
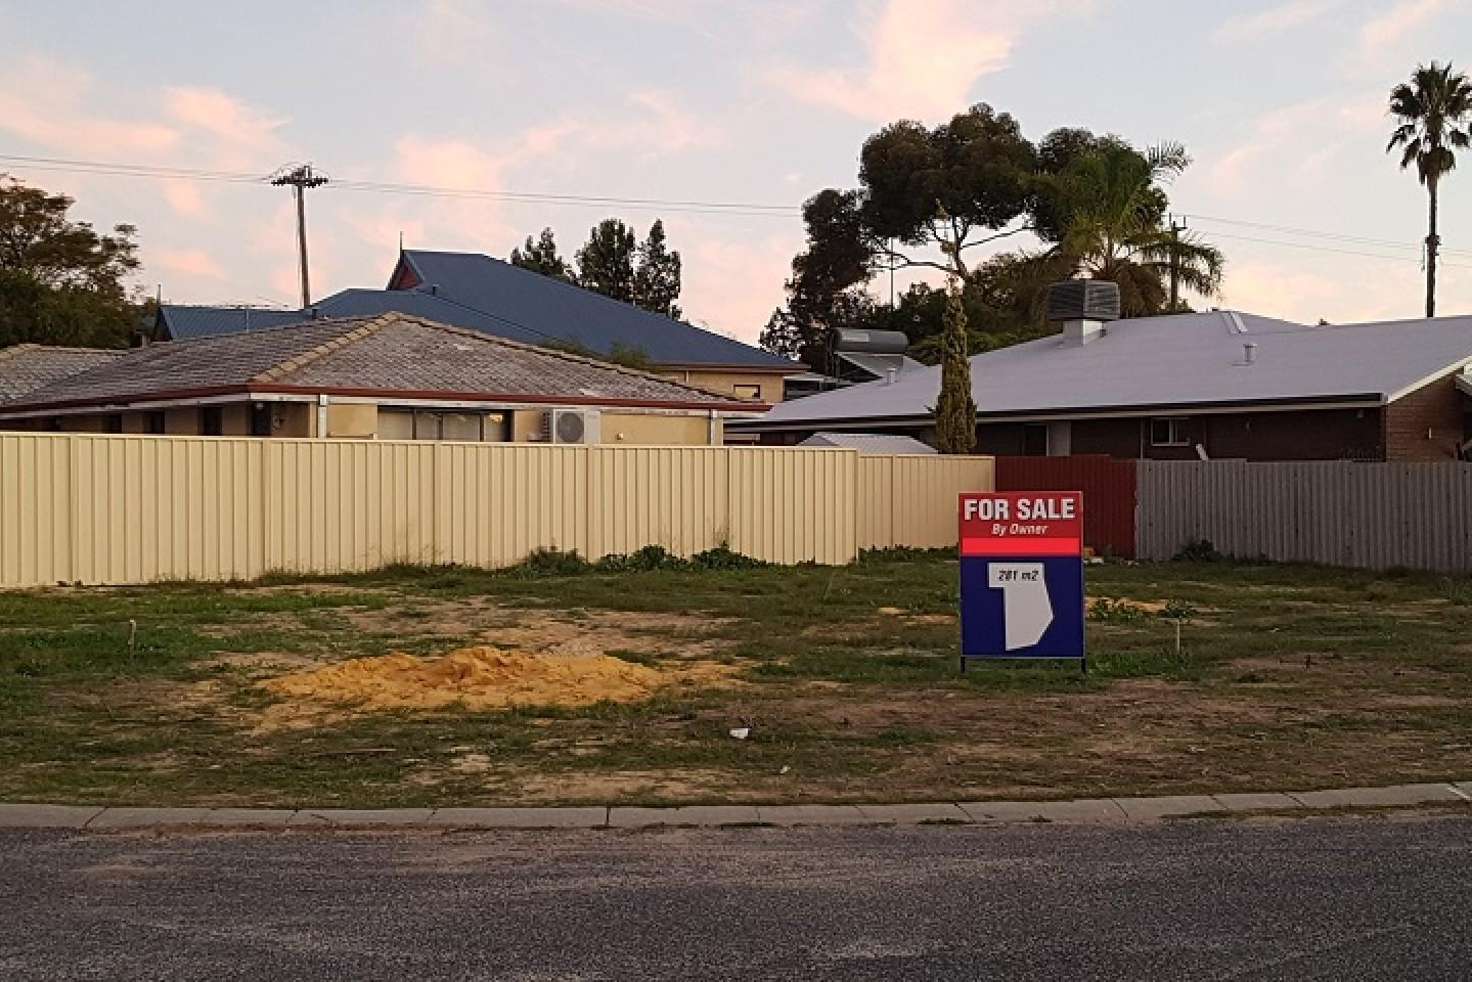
[1150,417,1192,447]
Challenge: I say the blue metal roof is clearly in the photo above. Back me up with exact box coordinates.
[155,305,306,340]
[394,250,794,369]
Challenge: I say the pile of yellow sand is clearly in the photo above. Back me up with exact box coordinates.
[262,646,666,712]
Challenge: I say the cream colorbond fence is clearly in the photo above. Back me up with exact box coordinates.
[0,434,993,588]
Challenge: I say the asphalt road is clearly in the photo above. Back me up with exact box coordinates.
[1,815,1469,981]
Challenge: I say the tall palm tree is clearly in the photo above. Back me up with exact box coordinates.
[1387,61,1472,318]
[1047,142,1223,317]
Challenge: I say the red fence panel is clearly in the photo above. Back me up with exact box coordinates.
[993,455,1138,558]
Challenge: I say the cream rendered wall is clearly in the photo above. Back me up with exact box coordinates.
[601,412,712,446]
[658,369,786,403]
[326,403,377,439]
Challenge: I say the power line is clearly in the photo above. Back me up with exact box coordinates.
[0,153,799,218]
[1201,229,1472,271]
[1182,212,1472,258]
[7,151,1470,259]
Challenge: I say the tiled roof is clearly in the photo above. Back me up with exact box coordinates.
[0,345,128,401]
[1,313,754,412]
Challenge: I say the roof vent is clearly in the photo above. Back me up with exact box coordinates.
[1243,342,1258,365]
[1046,280,1121,324]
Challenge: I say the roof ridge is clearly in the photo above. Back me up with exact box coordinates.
[250,315,395,383]
[379,311,741,401]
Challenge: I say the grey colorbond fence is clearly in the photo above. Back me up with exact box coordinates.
[1135,460,1472,572]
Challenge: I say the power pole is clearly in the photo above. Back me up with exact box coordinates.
[1168,214,1186,312]
[270,164,329,307]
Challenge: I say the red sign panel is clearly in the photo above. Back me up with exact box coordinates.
[959,492,1084,557]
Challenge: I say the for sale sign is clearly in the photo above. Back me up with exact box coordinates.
[959,492,1085,663]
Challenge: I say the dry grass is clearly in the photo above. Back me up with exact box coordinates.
[1,555,1470,807]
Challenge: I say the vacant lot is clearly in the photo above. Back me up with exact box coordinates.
[1,552,1470,807]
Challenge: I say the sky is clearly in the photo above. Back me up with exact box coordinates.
[2,0,1470,342]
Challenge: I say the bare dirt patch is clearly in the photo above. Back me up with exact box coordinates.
[256,645,738,730]
[343,599,738,660]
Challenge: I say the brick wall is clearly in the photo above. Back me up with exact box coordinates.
[1383,374,1468,461]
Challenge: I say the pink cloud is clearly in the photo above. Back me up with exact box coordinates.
[669,221,805,342]
[1213,0,1341,45]
[766,0,1093,122]
[1359,0,1452,55]
[154,248,227,281]
[0,56,178,156]
[163,87,288,163]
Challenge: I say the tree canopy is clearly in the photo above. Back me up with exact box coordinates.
[509,227,574,282]
[0,176,142,348]
[760,107,1223,371]
[516,218,683,319]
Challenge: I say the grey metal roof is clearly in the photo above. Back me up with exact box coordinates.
[739,310,1472,430]
[799,432,936,453]
[1,314,756,412]
[395,250,796,369]
[0,345,127,401]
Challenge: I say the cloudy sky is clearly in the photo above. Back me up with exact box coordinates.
[2,0,1470,340]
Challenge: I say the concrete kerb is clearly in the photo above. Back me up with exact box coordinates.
[1,782,1466,831]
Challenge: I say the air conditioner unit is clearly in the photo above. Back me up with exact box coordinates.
[547,408,601,445]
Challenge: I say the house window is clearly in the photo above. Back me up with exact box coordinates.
[378,408,505,442]
[102,414,123,433]
[201,406,224,436]
[733,383,762,401]
[1150,417,1191,447]
[1021,423,1048,456]
[144,411,166,434]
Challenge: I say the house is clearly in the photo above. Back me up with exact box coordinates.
[0,312,759,444]
[731,284,1472,463]
[153,249,800,404]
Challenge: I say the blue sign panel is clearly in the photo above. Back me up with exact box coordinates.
[958,492,1086,663]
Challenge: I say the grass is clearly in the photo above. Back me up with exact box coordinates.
[1,553,1471,807]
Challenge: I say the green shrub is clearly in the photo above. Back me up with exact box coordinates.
[513,548,592,577]
[1173,539,1224,563]
[691,546,766,570]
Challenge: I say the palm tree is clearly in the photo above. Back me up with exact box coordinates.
[1387,61,1472,318]
[1046,142,1223,317]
